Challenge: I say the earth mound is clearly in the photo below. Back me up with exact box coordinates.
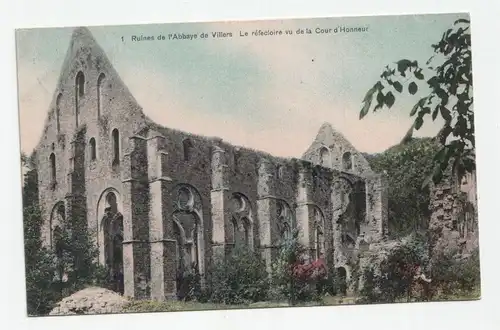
[49,287,129,316]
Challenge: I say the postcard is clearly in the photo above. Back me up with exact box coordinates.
[15,12,479,316]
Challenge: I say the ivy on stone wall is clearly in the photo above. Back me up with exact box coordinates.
[21,153,107,315]
[365,138,439,238]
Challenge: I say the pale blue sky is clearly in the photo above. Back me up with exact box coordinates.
[16,12,469,157]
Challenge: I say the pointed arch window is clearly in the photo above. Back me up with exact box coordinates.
[342,152,353,170]
[75,71,85,127]
[319,147,331,167]
[97,73,105,117]
[112,129,120,165]
[277,164,284,179]
[89,137,97,161]
[50,153,56,187]
[314,208,325,260]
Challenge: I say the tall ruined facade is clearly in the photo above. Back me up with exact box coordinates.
[32,27,388,300]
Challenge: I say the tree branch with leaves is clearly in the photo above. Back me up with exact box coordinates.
[360,18,474,185]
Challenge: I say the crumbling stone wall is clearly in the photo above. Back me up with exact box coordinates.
[33,27,389,301]
[428,169,479,264]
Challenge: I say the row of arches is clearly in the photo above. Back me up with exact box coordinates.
[48,186,330,296]
[319,147,353,171]
[55,71,106,133]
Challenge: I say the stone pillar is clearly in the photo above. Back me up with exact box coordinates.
[257,158,275,274]
[210,146,230,260]
[296,163,313,260]
[147,133,177,301]
[331,177,346,267]
[364,173,388,243]
[355,239,371,292]
[121,136,151,300]
[65,129,88,248]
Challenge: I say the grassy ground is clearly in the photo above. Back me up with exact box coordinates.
[121,287,480,313]
[122,294,360,314]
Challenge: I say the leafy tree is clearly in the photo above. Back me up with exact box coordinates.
[360,18,474,185]
[367,137,440,237]
[21,153,106,315]
[22,155,59,315]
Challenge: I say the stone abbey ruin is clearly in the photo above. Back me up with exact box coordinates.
[29,27,478,302]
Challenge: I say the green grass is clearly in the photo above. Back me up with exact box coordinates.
[122,296,358,314]
[121,286,480,314]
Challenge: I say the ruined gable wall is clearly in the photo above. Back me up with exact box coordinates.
[302,124,374,178]
[36,28,148,247]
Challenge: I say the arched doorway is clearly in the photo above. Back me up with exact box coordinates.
[101,191,124,294]
[337,267,348,296]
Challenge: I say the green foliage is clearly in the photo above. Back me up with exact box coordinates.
[360,18,474,185]
[22,166,60,315]
[270,228,328,304]
[359,234,429,303]
[431,248,481,297]
[22,157,107,315]
[52,221,108,297]
[206,246,269,305]
[367,138,440,237]
[176,262,203,302]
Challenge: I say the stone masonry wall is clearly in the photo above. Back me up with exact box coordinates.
[33,27,389,301]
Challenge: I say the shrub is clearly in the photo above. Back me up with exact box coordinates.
[205,245,269,305]
[176,262,203,302]
[358,234,429,303]
[431,248,480,297]
[270,229,329,304]
[22,160,108,315]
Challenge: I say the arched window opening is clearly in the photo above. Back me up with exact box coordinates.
[53,226,64,258]
[101,191,124,294]
[50,153,56,186]
[97,73,105,117]
[183,138,193,161]
[76,71,85,97]
[171,185,205,297]
[337,267,348,295]
[319,147,330,167]
[230,193,253,249]
[75,71,85,127]
[56,93,62,134]
[277,164,284,179]
[282,222,291,240]
[231,217,239,246]
[106,192,118,214]
[50,202,66,249]
[342,152,353,170]
[233,150,240,172]
[242,217,250,246]
[112,129,120,165]
[316,229,323,259]
[277,200,294,241]
[89,137,97,161]
[314,208,325,260]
